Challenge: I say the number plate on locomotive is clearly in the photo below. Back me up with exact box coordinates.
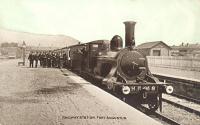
[130,86,157,92]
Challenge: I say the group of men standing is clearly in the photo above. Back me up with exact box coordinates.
[28,51,67,68]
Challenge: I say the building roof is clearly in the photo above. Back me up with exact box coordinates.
[88,40,110,44]
[26,46,60,51]
[136,41,171,49]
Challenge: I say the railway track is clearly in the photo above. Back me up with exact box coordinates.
[137,105,181,125]
[162,98,200,116]
[87,81,182,125]
[106,91,183,124]
[171,93,200,105]
[154,74,200,117]
[162,93,200,116]
[154,74,200,104]
[109,95,182,125]
[100,85,199,125]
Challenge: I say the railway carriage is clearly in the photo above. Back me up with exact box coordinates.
[66,44,86,71]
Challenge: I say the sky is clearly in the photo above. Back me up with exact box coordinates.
[0,0,200,46]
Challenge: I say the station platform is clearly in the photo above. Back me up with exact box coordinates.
[149,66,200,82]
[0,59,162,125]
[60,69,162,125]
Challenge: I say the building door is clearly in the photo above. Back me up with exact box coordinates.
[153,50,161,56]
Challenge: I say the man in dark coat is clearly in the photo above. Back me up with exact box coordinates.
[56,53,61,68]
[28,52,34,68]
[34,52,39,68]
[47,51,52,68]
[38,52,42,67]
[42,52,47,68]
[80,47,86,71]
[60,52,63,68]
[52,53,56,68]
[62,53,67,68]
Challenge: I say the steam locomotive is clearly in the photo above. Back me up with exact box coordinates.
[55,21,173,111]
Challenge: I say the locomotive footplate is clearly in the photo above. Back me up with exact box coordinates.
[113,82,172,111]
[114,82,167,94]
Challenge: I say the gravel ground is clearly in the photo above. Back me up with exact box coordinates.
[0,59,161,125]
[0,59,8,63]
[157,102,200,125]
[163,94,200,112]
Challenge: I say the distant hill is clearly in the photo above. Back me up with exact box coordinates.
[0,29,80,48]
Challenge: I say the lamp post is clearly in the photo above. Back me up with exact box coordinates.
[22,41,26,66]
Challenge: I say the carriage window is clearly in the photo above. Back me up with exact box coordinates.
[91,44,99,51]
[101,44,109,51]
[92,44,98,48]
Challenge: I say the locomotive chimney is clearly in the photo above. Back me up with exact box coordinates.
[124,21,136,48]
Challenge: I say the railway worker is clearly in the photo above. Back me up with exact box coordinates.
[50,52,53,67]
[52,53,56,68]
[38,52,43,67]
[51,52,55,67]
[62,53,67,68]
[34,51,39,68]
[38,52,41,67]
[80,47,86,71]
[60,52,63,68]
[28,52,34,68]
[56,52,61,68]
[47,51,52,68]
[41,51,45,67]
[48,52,52,68]
[43,52,47,68]
[44,52,47,66]
[32,52,36,67]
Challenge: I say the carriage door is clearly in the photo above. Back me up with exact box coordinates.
[88,43,99,72]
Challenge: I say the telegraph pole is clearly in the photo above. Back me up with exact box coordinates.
[22,41,26,66]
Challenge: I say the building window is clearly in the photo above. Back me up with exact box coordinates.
[153,50,161,56]
[179,50,187,52]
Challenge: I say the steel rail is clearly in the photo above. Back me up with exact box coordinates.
[136,105,181,125]
[162,98,200,116]
[171,93,200,105]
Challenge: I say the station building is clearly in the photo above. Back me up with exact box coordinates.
[136,41,171,56]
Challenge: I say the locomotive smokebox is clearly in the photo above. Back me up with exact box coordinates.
[124,21,136,47]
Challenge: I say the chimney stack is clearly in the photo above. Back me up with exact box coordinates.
[124,21,136,48]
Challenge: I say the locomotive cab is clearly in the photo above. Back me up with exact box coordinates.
[81,40,110,73]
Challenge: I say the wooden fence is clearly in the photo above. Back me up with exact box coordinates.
[147,56,200,71]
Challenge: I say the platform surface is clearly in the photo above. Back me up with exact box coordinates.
[0,59,162,125]
[149,66,200,82]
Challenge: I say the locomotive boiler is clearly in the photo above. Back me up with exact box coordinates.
[64,21,173,111]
